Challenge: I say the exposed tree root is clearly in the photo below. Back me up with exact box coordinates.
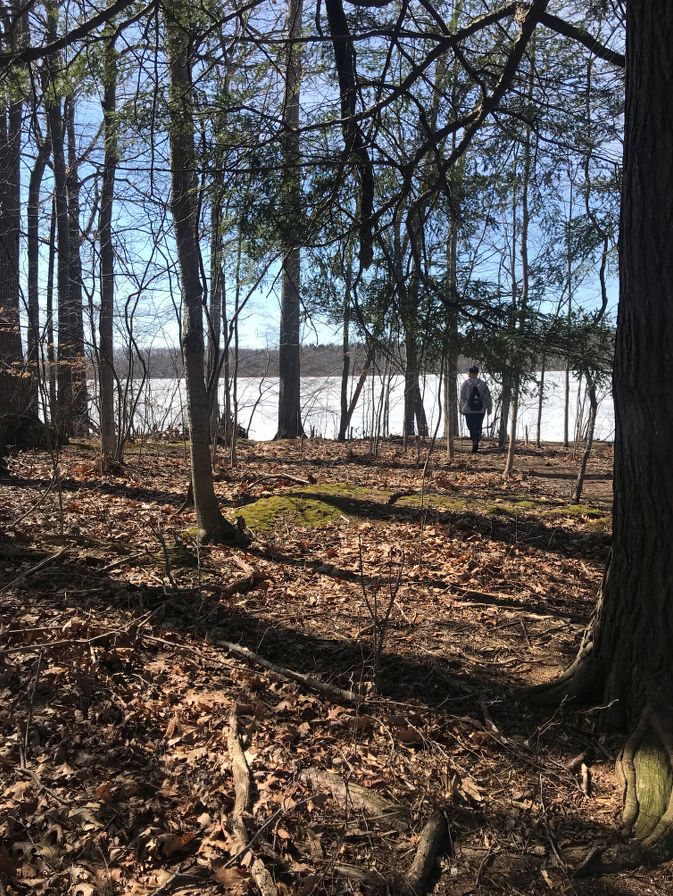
[201,515,250,547]
[560,705,673,876]
[227,710,278,896]
[171,481,193,517]
[516,636,601,708]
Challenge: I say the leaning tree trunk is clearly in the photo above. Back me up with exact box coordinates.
[523,0,673,871]
[27,93,51,417]
[571,375,598,505]
[164,0,246,546]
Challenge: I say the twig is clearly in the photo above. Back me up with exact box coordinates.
[11,475,59,526]
[17,767,70,807]
[0,546,67,595]
[23,648,44,766]
[1,621,147,656]
[539,774,568,870]
[215,639,363,705]
[150,872,210,896]
[248,472,313,487]
[155,528,178,590]
[98,550,151,573]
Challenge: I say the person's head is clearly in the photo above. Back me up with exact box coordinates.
[468,365,479,377]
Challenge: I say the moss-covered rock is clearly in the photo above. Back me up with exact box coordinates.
[231,493,345,533]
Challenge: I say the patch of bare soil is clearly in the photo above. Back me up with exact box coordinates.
[0,436,664,896]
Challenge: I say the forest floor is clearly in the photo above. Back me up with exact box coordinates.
[0,435,669,896]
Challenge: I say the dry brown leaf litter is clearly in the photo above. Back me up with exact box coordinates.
[0,437,667,896]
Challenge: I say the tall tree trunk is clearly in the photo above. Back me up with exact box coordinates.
[45,5,75,435]
[524,0,673,869]
[339,342,375,441]
[535,357,546,448]
[0,5,25,420]
[571,375,597,505]
[338,266,351,443]
[207,198,223,463]
[503,58,533,480]
[164,0,245,545]
[444,214,459,458]
[275,0,304,439]
[65,96,89,433]
[27,92,51,416]
[563,181,573,448]
[46,198,57,422]
[99,21,118,469]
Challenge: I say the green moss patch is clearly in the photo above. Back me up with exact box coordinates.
[396,493,467,511]
[547,503,603,519]
[302,482,377,500]
[485,503,517,517]
[231,494,344,533]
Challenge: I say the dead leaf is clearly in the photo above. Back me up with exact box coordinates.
[212,866,249,891]
[164,832,197,856]
[94,782,113,802]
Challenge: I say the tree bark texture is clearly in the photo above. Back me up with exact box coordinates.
[526,0,673,868]
[27,84,51,416]
[65,96,89,433]
[99,23,118,468]
[0,8,25,419]
[275,0,304,439]
[164,0,245,545]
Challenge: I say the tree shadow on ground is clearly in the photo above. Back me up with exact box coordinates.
[0,544,650,895]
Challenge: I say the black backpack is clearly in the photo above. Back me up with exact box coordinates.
[468,383,484,412]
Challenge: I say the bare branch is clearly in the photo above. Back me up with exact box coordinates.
[539,11,624,68]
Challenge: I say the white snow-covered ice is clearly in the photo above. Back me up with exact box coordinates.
[100,371,613,444]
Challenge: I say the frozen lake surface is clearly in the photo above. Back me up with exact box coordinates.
[118,372,614,444]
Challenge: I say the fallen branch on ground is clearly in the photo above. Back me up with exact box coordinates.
[300,767,407,830]
[227,709,278,896]
[405,812,448,894]
[0,546,67,595]
[248,473,315,487]
[222,573,265,596]
[215,639,364,705]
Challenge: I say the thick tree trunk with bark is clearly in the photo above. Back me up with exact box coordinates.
[0,3,25,420]
[65,97,89,433]
[164,0,246,546]
[524,0,673,870]
[275,0,304,440]
[99,23,118,469]
[0,85,24,418]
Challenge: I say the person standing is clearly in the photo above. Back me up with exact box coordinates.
[460,365,492,453]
